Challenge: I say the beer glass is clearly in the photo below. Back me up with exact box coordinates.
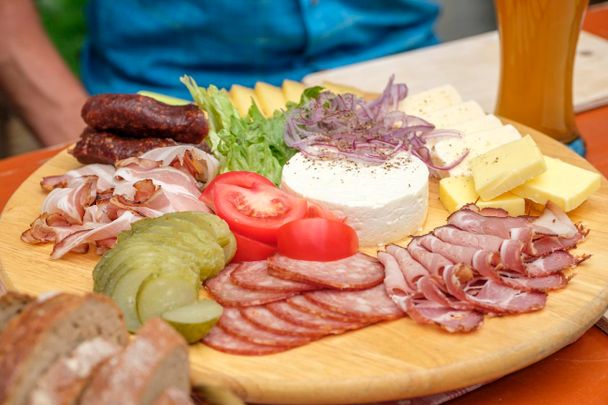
[495,0,589,144]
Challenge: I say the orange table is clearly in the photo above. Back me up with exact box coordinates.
[1,6,607,404]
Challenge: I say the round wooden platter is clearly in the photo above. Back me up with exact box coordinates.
[1,124,608,404]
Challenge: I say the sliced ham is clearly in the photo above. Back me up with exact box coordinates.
[230,261,318,293]
[532,201,579,238]
[265,301,364,332]
[494,270,567,292]
[447,208,529,240]
[525,251,589,277]
[205,265,295,307]
[239,306,326,338]
[433,225,503,252]
[305,284,404,322]
[385,245,427,294]
[529,230,586,257]
[406,238,453,279]
[203,325,289,356]
[378,251,410,308]
[267,253,384,290]
[405,298,484,333]
[218,308,311,347]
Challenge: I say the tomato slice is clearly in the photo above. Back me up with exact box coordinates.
[231,232,277,263]
[200,171,274,210]
[306,202,344,222]
[213,182,308,244]
[277,218,359,261]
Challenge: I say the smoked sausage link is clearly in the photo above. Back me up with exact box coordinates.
[70,128,177,165]
[81,94,208,143]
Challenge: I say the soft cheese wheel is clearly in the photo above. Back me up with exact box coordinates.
[281,152,429,246]
[399,85,462,117]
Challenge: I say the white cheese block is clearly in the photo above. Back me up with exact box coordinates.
[433,124,522,177]
[281,152,429,247]
[399,85,461,117]
[448,114,502,134]
[421,100,485,128]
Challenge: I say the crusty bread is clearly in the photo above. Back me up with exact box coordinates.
[153,388,194,405]
[27,337,122,405]
[0,291,34,334]
[81,318,189,405]
[0,293,128,405]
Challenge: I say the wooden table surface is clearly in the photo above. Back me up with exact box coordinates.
[0,5,607,405]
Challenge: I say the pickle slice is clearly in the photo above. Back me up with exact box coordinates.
[136,269,199,324]
[112,267,156,332]
[161,299,223,343]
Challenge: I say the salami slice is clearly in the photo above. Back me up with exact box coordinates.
[266,301,364,332]
[230,261,319,293]
[240,306,326,338]
[305,284,404,321]
[267,253,384,290]
[286,295,362,323]
[203,326,289,355]
[205,264,295,307]
[218,308,311,347]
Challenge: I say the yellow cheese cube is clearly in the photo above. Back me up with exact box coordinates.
[229,85,261,117]
[255,82,286,116]
[282,80,305,103]
[439,176,525,216]
[470,135,546,200]
[511,156,601,212]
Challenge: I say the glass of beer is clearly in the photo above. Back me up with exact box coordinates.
[494,0,589,144]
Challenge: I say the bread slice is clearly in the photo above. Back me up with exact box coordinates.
[153,388,194,405]
[27,337,122,405]
[0,293,128,405]
[0,291,34,334]
[81,318,189,405]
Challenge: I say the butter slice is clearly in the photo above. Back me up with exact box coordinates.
[230,85,261,117]
[511,156,601,212]
[439,176,525,216]
[470,135,546,200]
[255,82,286,116]
[282,80,305,103]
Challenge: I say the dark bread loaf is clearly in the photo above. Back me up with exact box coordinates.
[0,293,128,405]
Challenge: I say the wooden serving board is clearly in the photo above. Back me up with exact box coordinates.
[1,124,608,404]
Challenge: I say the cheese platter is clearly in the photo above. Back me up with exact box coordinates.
[0,77,607,404]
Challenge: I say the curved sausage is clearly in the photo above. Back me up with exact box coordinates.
[81,94,208,143]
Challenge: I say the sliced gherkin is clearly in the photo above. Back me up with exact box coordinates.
[136,268,200,324]
[112,266,156,332]
[161,299,223,343]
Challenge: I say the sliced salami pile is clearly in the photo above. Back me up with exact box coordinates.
[203,253,403,355]
[381,202,589,333]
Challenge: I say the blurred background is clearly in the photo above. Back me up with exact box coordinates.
[0,0,603,159]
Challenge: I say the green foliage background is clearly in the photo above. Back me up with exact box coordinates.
[35,0,87,76]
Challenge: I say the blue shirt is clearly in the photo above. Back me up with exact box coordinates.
[82,0,439,97]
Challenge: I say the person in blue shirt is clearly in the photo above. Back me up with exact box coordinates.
[0,0,439,146]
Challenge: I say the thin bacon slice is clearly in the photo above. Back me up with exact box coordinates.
[41,177,97,225]
[41,164,115,192]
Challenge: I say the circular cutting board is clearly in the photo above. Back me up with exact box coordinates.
[1,124,608,404]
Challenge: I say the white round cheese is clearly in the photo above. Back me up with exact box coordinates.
[281,152,429,247]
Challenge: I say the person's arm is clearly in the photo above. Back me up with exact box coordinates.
[0,0,87,146]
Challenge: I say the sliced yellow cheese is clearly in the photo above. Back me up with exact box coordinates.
[282,79,305,103]
[255,82,286,116]
[322,81,367,98]
[470,135,546,200]
[439,176,525,216]
[511,156,601,212]
[229,85,261,117]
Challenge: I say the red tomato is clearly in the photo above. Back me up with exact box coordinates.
[277,218,359,261]
[231,232,277,262]
[200,171,274,210]
[213,183,308,244]
[306,202,344,222]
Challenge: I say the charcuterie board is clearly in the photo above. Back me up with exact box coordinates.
[1,122,608,404]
